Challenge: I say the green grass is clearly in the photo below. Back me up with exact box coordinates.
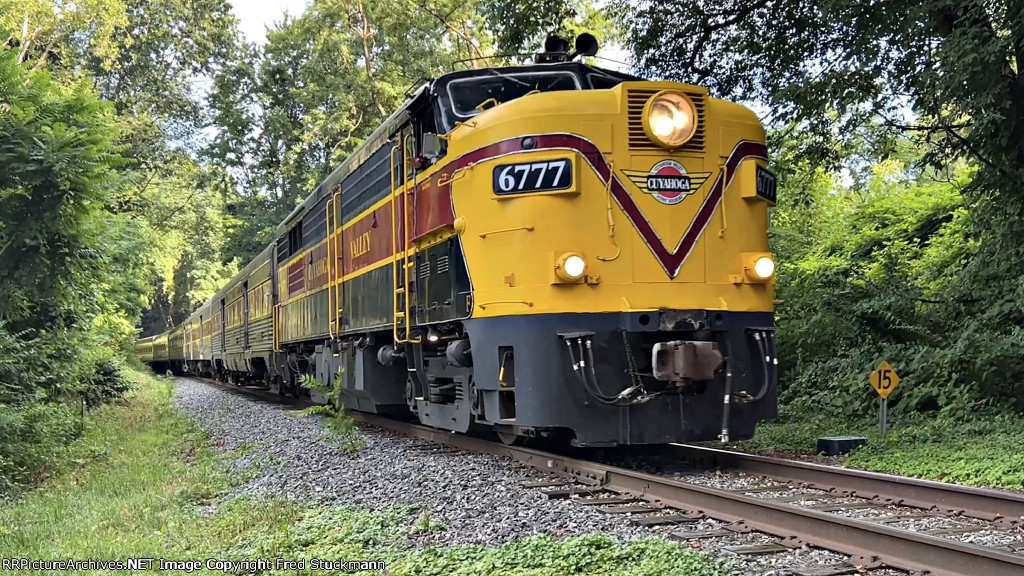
[0,370,232,572]
[202,502,723,576]
[740,407,1024,489]
[0,369,723,575]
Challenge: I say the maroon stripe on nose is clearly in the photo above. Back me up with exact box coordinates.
[423,134,767,278]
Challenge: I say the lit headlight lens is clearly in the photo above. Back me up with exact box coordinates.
[753,256,775,279]
[564,255,586,278]
[643,92,697,148]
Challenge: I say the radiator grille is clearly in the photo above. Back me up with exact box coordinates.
[627,89,706,152]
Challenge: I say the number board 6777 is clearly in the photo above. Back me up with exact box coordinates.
[492,158,573,195]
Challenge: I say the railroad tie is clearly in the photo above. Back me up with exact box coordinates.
[790,563,859,576]
[520,479,574,488]
[572,496,637,506]
[541,486,606,499]
[806,501,878,512]
[632,513,702,526]
[721,541,791,555]
[669,528,733,540]
[595,504,659,514]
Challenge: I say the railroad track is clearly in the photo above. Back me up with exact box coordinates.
[190,377,1024,576]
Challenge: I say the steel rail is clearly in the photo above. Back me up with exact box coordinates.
[348,412,1024,576]
[187,379,1024,576]
[670,444,1024,525]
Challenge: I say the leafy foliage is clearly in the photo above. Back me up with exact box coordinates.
[298,371,366,453]
[626,0,1024,184]
[481,0,622,55]
[770,133,981,416]
[0,41,142,493]
[0,0,128,71]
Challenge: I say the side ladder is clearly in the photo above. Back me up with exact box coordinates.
[326,189,343,339]
[391,137,420,344]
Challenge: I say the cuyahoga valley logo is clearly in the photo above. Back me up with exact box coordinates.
[622,160,711,205]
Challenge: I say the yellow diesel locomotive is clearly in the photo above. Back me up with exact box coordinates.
[137,35,778,446]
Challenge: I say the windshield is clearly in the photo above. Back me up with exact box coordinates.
[447,71,580,117]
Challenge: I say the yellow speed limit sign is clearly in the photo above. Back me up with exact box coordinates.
[870,361,900,399]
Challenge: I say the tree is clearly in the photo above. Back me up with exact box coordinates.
[626,1,1024,199]
[0,48,123,329]
[0,0,127,71]
[89,0,239,136]
[481,0,621,56]
[207,0,497,263]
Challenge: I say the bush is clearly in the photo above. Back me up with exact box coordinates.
[0,324,135,494]
[0,402,80,494]
[771,151,991,419]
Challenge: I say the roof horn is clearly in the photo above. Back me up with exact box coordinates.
[568,33,599,60]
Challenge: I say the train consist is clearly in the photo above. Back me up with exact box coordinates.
[137,35,778,446]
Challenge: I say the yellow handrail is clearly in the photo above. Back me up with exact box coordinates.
[402,133,420,344]
[333,189,343,330]
[391,143,402,344]
[272,303,281,352]
[325,194,335,339]
[478,225,534,239]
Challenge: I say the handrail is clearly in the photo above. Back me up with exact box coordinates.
[391,143,403,345]
[333,190,343,332]
[325,194,335,339]
[402,133,420,344]
[478,225,534,239]
[272,303,281,352]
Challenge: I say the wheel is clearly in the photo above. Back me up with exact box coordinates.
[496,431,526,446]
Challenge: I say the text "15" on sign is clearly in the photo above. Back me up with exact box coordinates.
[870,360,900,399]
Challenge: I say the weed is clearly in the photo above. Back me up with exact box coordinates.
[0,369,233,567]
[297,370,366,453]
[411,509,447,534]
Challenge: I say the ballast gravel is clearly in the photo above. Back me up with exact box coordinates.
[171,377,1023,575]
[171,377,651,547]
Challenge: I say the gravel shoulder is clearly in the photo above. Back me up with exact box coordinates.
[172,377,654,547]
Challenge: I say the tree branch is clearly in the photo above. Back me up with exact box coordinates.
[686,0,770,79]
[352,2,388,118]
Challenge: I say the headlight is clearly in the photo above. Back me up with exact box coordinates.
[555,253,587,282]
[643,91,697,148]
[753,256,775,279]
[564,255,586,278]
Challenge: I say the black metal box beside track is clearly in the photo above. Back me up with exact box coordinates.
[816,436,867,456]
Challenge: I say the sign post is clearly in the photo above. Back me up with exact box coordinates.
[870,360,900,437]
